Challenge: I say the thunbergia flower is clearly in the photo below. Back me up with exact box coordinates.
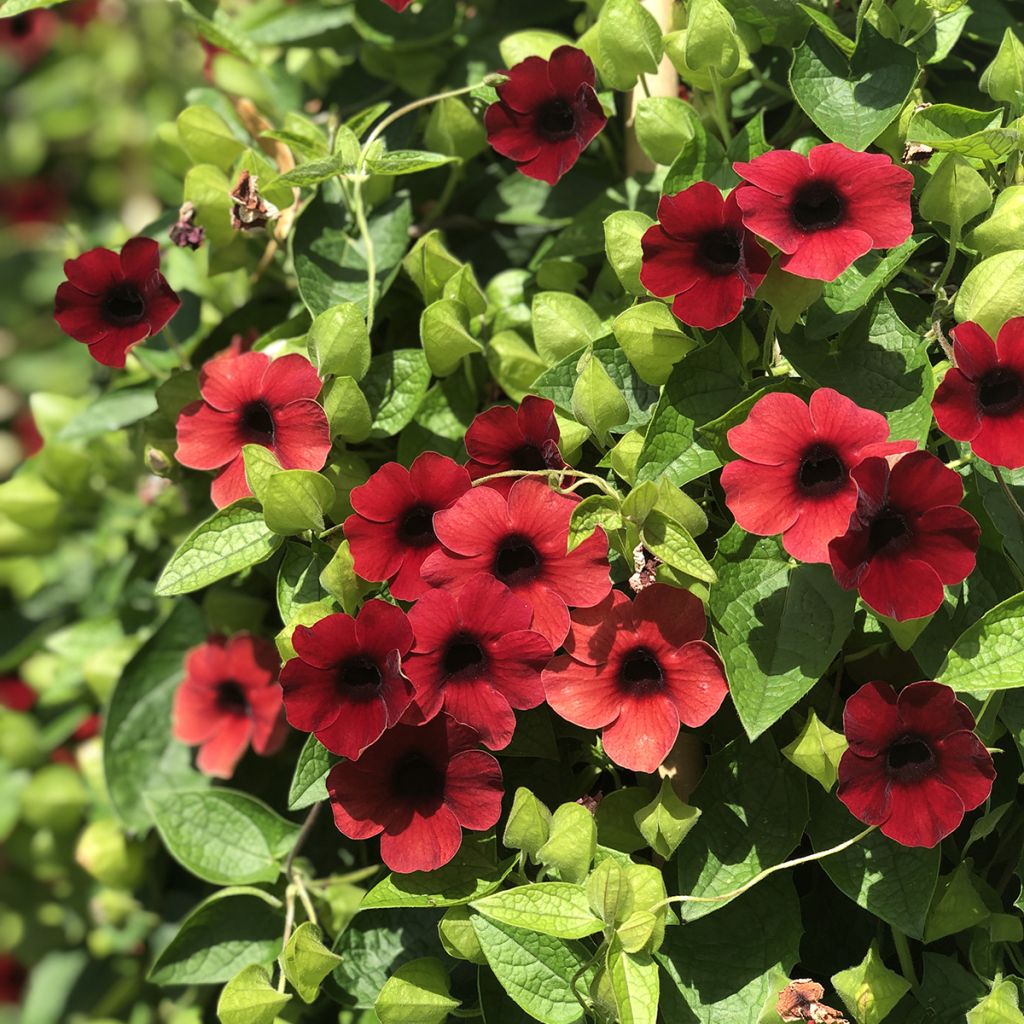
[0,9,58,67]
[484,46,607,186]
[543,585,728,774]
[0,179,63,230]
[175,350,331,508]
[0,676,36,712]
[639,183,771,330]
[720,389,916,563]
[465,395,566,494]
[344,453,472,601]
[173,634,285,779]
[53,238,181,368]
[0,955,26,1005]
[932,318,1024,469]
[420,477,611,646]
[828,451,980,621]
[326,715,503,874]
[380,0,414,8]
[733,144,914,281]
[280,601,415,760]
[837,680,995,847]
[404,574,552,750]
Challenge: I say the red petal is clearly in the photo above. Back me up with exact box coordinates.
[725,391,814,465]
[119,236,161,282]
[880,776,965,848]
[781,487,859,564]
[809,388,890,450]
[970,409,1024,469]
[408,451,472,510]
[349,462,413,523]
[632,584,707,647]
[432,486,508,556]
[458,573,535,636]
[281,661,342,731]
[210,455,253,508]
[344,515,405,583]
[520,584,572,647]
[836,748,891,824]
[517,136,584,186]
[200,351,271,412]
[995,317,1024,374]
[466,404,523,466]
[778,227,874,282]
[601,693,680,773]
[88,325,150,368]
[896,681,972,738]
[485,104,544,162]
[445,749,504,830]
[934,731,995,811]
[671,272,746,330]
[315,697,389,760]
[262,353,323,405]
[932,369,983,444]
[63,246,122,295]
[541,529,611,609]
[543,655,622,728]
[908,506,979,585]
[887,451,964,514]
[546,45,597,92]
[271,400,332,471]
[498,55,556,113]
[390,547,437,600]
[380,804,463,873]
[173,680,221,744]
[53,283,106,343]
[734,185,804,255]
[196,715,252,779]
[355,599,414,661]
[564,591,628,666]
[408,586,462,653]
[950,321,998,380]
[857,555,946,621]
[660,642,729,727]
[327,763,388,840]
[657,182,726,239]
[488,630,550,709]
[175,402,241,470]
[734,149,811,197]
[292,613,358,669]
[720,459,801,537]
[442,682,517,749]
[842,680,900,756]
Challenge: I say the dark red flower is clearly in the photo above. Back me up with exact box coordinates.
[837,680,995,847]
[72,713,100,742]
[173,634,285,779]
[465,395,566,495]
[0,955,26,1005]
[720,389,916,563]
[12,408,43,457]
[640,183,771,330]
[484,46,607,186]
[733,144,914,281]
[421,477,611,647]
[327,714,503,874]
[932,318,1024,469]
[53,238,181,368]
[0,10,58,67]
[404,574,552,750]
[280,601,415,760]
[344,453,472,602]
[379,0,414,9]
[0,179,64,230]
[828,451,980,621]
[0,676,36,712]
[175,351,331,508]
[543,585,728,774]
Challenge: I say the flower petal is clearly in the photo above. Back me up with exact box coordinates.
[601,693,680,774]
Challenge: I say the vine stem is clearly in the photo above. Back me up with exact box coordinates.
[276,803,323,992]
[993,465,1024,529]
[706,67,732,144]
[933,225,960,297]
[891,927,919,990]
[472,466,621,500]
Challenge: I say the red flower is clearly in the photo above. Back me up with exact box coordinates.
[53,238,181,368]
[828,451,980,621]
[326,714,503,874]
[173,634,285,779]
[0,10,58,67]
[932,319,1024,469]
[484,46,607,186]
[837,681,995,848]
[0,955,26,1005]
[421,477,611,646]
[543,585,727,773]
[720,389,916,563]
[0,179,64,230]
[344,453,471,602]
[733,144,914,282]
[12,408,43,457]
[404,574,552,750]
[379,0,414,8]
[280,601,415,760]
[175,351,331,508]
[72,713,101,742]
[465,396,566,495]
[639,183,771,330]
[0,676,36,712]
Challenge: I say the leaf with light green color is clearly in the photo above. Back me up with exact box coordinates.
[612,303,695,386]
[287,734,334,811]
[634,96,697,166]
[831,944,911,1024]
[216,965,290,1024]
[439,907,486,964]
[498,29,573,65]
[571,350,629,448]
[608,946,659,1024]
[924,863,990,943]
[616,912,658,954]
[796,2,855,55]
[242,444,281,504]
[486,330,547,403]
[366,150,458,176]
[919,154,992,232]
[980,29,1024,107]
[954,250,1024,336]
[403,230,462,305]
[568,496,623,553]
[502,787,553,860]
[274,154,351,187]
[537,802,597,884]
[782,710,848,791]
[420,299,483,377]
[279,923,342,1004]
[641,508,717,583]
[57,389,158,441]
[684,0,742,76]
[262,470,335,535]
[967,980,1024,1024]
[361,349,432,438]
[324,375,373,443]
[906,105,1015,161]
[968,186,1024,258]
[473,883,604,940]
[758,264,824,330]
[425,98,487,161]
[938,591,1024,695]
[177,105,247,169]
[634,778,701,859]
[587,858,633,925]
[374,957,460,1024]
[594,0,663,89]
[532,292,604,366]
[603,212,654,297]
[319,540,364,615]
[155,502,284,596]
[307,302,371,380]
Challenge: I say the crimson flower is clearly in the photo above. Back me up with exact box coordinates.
[640,183,771,330]
[720,389,916,563]
[421,477,611,646]
[484,46,607,186]
[828,451,980,621]
[733,144,914,281]
[543,585,728,774]
[379,0,414,8]
[173,634,285,779]
[280,601,414,760]
[465,395,566,495]
[327,715,503,874]
[837,681,995,848]
[0,179,64,230]
[0,955,26,1005]
[13,409,43,457]
[932,318,1024,469]
[0,676,36,712]
[53,238,181,368]
[175,351,331,508]
[344,453,471,601]
[405,574,552,750]
[0,10,58,67]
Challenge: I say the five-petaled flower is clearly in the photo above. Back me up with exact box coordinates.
[280,602,415,760]
[175,350,331,508]
[640,183,771,330]
[327,714,503,873]
[421,477,611,646]
[380,0,414,8]
[828,451,980,621]
[53,238,181,368]
[932,318,1024,469]
[543,584,728,774]
[721,389,916,563]
[344,453,472,601]
[465,395,566,495]
[173,634,285,780]
[0,9,58,67]
[837,680,995,848]
[733,143,914,282]
[484,45,607,186]
[404,574,552,750]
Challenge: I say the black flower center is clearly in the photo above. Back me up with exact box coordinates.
[398,504,436,547]
[511,443,548,471]
[337,656,382,699]
[797,443,846,497]
[536,99,576,140]
[697,229,742,276]
[102,283,147,326]
[886,735,935,781]
[791,182,844,232]
[240,400,275,444]
[868,507,910,556]
[216,680,249,714]
[977,367,1024,417]
[10,14,32,36]
[442,634,487,680]
[494,535,541,585]
[619,647,664,695]
[392,752,445,806]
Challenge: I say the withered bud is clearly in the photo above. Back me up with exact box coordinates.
[168,201,205,250]
[229,170,279,232]
[901,142,934,165]
[629,544,662,593]
[777,981,849,1024]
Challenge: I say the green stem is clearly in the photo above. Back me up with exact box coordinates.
[891,927,919,990]
[706,67,732,144]
[762,309,779,371]
[638,73,652,99]
[993,465,1024,530]
[934,225,960,297]
[472,466,621,500]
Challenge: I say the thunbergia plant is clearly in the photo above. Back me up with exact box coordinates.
[3,0,1024,1022]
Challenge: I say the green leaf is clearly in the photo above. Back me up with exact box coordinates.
[571,349,630,447]
[498,29,573,65]
[375,957,460,1024]
[633,97,697,166]
[532,291,605,366]
[307,302,371,380]
[709,528,856,739]
[56,389,158,441]
[967,980,1024,1024]
[586,859,633,925]
[217,964,290,1024]
[758,264,824,331]
[319,539,365,615]
[603,211,654,296]
[261,470,335,535]
[938,591,1024,695]
[439,906,486,964]
[906,105,1016,161]
[155,501,284,596]
[831,944,911,1024]
[367,150,458,176]
[967,185,1024,258]
[684,0,742,76]
[608,946,659,1024]
[924,863,990,943]
[279,923,342,1004]
[789,24,919,151]
[954,249,1024,336]
[980,29,1024,107]
[275,154,351,187]
[145,789,299,886]
[568,495,623,553]
[612,303,695,386]
[589,0,663,90]
[640,509,717,583]
[502,787,553,860]
[242,444,282,505]
[324,375,373,443]
[472,884,604,940]
[425,97,487,161]
[177,105,247,169]
[918,154,992,232]
[287,734,334,811]
[536,802,597,884]
[362,349,432,439]
[634,779,701,859]
[421,299,483,376]
[403,230,463,305]
[781,709,848,791]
